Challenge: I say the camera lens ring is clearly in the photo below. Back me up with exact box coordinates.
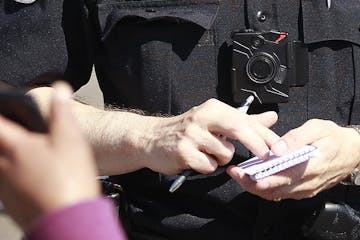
[246,52,278,84]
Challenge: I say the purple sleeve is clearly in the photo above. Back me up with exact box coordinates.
[27,197,127,240]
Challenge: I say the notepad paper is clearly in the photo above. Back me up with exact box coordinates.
[238,145,319,181]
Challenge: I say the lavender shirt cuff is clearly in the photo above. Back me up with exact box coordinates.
[27,197,127,240]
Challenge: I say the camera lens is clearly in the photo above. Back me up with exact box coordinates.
[246,53,277,84]
[250,60,272,79]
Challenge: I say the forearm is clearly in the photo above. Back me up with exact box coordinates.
[28,88,280,176]
[80,108,159,175]
[27,87,157,175]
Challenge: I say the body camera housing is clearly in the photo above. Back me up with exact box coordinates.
[232,30,308,104]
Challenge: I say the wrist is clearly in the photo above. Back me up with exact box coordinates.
[341,125,360,185]
[134,115,166,169]
[141,115,187,174]
[92,110,156,174]
[345,125,360,168]
[111,111,165,170]
[140,115,175,169]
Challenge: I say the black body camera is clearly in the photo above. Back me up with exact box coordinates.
[231,30,309,104]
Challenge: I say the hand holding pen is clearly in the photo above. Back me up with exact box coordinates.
[169,95,255,193]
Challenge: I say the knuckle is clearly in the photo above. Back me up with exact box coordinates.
[306,118,337,131]
[306,118,332,129]
[323,119,336,127]
[183,125,192,137]
[217,155,232,166]
[199,161,218,174]
[233,123,249,136]
[324,120,337,132]
[306,118,320,125]
[187,109,206,124]
[285,129,298,140]
[263,192,276,201]
[205,98,220,106]
[306,118,325,127]
[205,165,217,174]
[218,149,235,165]
[189,105,199,114]
[225,147,235,160]
[283,129,303,145]
[187,107,201,122]
[202,98,222,112]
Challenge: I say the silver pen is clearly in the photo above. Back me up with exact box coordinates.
[327,0,331,9]
[169,95,255,193]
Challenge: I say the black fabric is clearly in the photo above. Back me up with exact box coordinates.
[304,202,360,240]
[0,0,93,90]
[85,0,360,239]
[96,0,219,40]
[1,0,360,239]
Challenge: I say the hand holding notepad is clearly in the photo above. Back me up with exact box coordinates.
[238,145,319,181]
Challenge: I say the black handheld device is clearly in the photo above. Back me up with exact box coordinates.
[0,90,48,133]
[231,30,309,104]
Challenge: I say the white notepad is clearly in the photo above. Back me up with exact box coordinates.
[238,145,319,181]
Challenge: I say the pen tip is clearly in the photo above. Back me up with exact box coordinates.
[169,183,180,193]
[169,186,177,193]
[169,176,186,193]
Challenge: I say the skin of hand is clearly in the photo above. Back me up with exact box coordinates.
[227,119,360,201]
[28,87,279,176]
[0,82,100,231]
[144,98,280,175]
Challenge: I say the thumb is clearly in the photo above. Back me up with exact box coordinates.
[48,82,78,143]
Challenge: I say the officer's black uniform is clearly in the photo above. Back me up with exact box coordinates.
[1,1,360,240]
[0,0,92,89]
[88,1,360,239]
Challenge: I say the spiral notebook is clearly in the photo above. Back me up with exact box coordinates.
[238,145,319,181]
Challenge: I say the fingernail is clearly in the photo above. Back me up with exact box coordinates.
[272,140,288,155]
[260,150,270,160]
